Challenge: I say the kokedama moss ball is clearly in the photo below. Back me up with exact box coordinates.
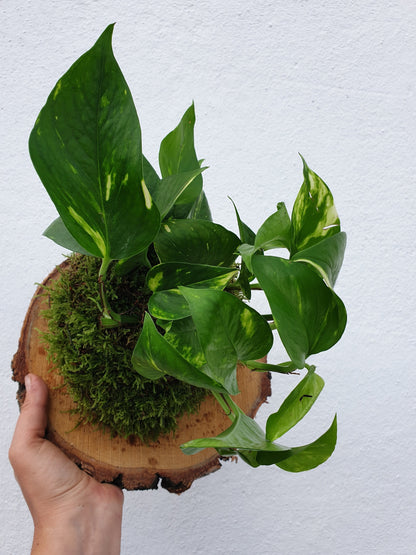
[41,254,207,442]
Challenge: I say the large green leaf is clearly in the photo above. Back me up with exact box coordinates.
[255,202,291,251]
[291,157,340,255]
[252,255,347,368]
[43,217,95,256]
[266,367,324,441]
[159,103,202,206]
[273,415,337,472]
[179,287,273,395]
[154,219,240,266]
[146,262,236,292]
[29,24,160,259]
[291,232,346,288]
[181,401,292,458]
[132,313,227,392]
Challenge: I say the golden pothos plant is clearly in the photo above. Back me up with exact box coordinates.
[28,24,347,472]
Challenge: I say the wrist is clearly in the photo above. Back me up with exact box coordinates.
[31,497,123,555]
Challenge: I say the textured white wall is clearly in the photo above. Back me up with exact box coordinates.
[1,1,415,553]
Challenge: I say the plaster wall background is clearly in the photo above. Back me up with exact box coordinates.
[1,1,415,553]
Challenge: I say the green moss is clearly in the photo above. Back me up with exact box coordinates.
[41,254,207,442]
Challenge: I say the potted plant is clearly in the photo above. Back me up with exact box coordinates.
[12,24,347,493]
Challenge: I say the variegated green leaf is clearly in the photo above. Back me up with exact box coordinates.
[146,262,236,292]
[154,219,240,266]
[291,157,340,255]
[179,287,273,395]
[291,232,346,287]
[159,103,202,206]
[252,255,347,368]
[29,24,160,259]
[255,202,291,251]
[266,367,324,441]
[148,289,191,320]
[164,317,207,369]
[43,217,95,256]
[132,313,227,392]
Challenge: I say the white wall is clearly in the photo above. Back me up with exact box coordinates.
[1,1,415,553]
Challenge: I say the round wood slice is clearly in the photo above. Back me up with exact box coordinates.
[12,263,271,494]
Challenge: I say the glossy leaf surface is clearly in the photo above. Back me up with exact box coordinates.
[291,157,340,255]
[150,168,207,219]
[255,202,291,251]
[146,262,236,292]
[164,317,206,369]
[253,255,347,368]
[148,289,191,320]
[132,313,227,392]
[29,24,160,259]
[292,232,346,287]
[274,415,337,472]
[266,368,324,441]
[180,287,273,395]
[159,103,202,206]
[154,220,240,266]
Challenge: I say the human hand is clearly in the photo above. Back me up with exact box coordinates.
[9,373,124,555]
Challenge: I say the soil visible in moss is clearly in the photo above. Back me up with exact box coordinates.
[41,254,207,442]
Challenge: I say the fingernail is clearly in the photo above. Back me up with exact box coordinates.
[25,374,32,392]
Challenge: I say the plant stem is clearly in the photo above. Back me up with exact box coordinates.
[98,256,113,320]
[212,392,237,423]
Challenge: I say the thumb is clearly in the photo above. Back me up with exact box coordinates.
[10,374,49,457]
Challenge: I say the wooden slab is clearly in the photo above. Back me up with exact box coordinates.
[12,264,271,493]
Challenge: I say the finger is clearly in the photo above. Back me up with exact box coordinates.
[10,374,49,453]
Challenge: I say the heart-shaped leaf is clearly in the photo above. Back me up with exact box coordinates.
[179,287,273,395]
[29,24,160,260]
[252,255,347,368]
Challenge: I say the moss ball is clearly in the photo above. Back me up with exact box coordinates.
[42,254,207,442]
